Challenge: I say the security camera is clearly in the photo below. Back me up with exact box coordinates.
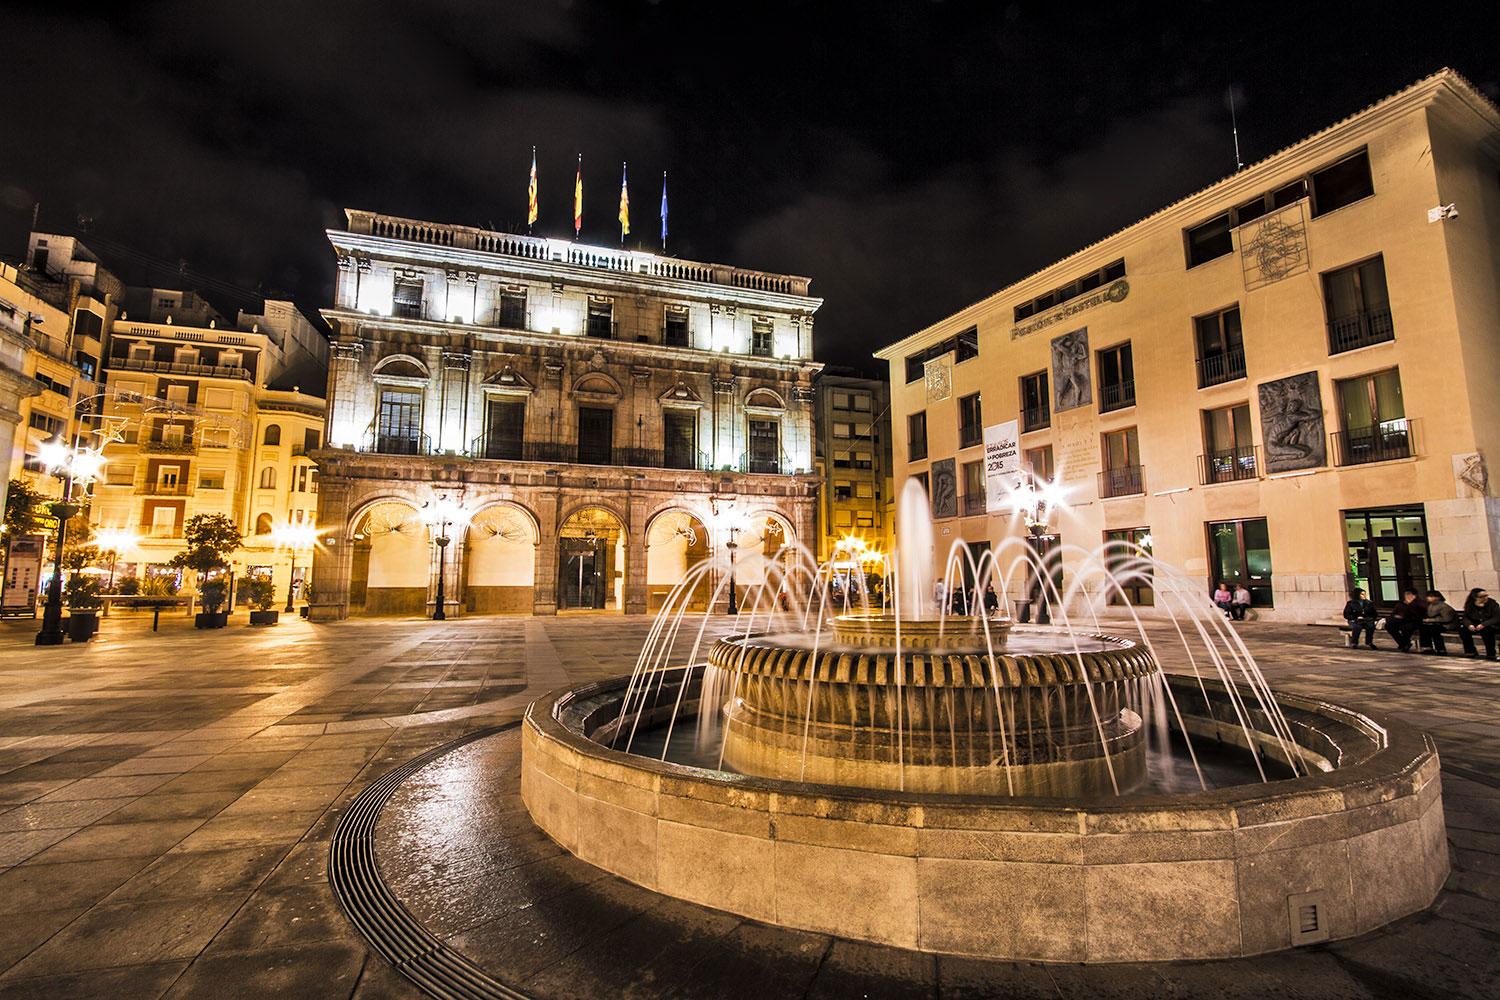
[1427,203,1459,222]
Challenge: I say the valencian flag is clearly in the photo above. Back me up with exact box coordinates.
[660,172,668,249]
[618,163,630,241]
[573,154,582,237]
[527,147,538,231]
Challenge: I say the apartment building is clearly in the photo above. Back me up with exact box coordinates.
[812,368,894,563]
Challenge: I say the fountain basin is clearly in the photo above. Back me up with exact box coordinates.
[521,671,1448,963]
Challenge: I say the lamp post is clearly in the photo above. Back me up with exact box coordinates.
[725,525,739,615]
[34,436,105,646]
[273,524,318,613]
[422,495,467,621]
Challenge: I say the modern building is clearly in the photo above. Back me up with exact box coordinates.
[812,367,894,565]
[310,209,822,619]
[875,69,1500,622]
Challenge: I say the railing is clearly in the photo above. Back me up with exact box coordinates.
[1098,465,1146,498]
[1328,307,1395,354]
[962,493,987,515]
[136,483,193,496]
[1196,346,1247,388]
[909,442,928,462]
[959,424,982,449]
[364,431,431,456]
[1199,446,1259,484]
[140,438,197,454]
[1099,379,1136,413]
[1332,418,1414,466]
[111,356,253,381]
[465,432,714,471]
[739,449,795,475]
[1022,404,1050,432]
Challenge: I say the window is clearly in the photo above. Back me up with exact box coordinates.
[199,470,225,490]
[855,482,874,498]
[1186,213,1234,267]
[1311,150,1374,216]
[482,398,524,459]
[258,467,276,489]
[1013,261,1126,322]
[1021,371,1050,431]
[174,347,199,365]
[1194,306,1246,388]
[255,513,274,535]
[855,422,872,437]
[908,412,928,462]
[304,428,320,452]
[75,352,97,380]
[1208,518,1272,607]
[855,514,874,528]
[751,323,774,357]
[263,424,281,446]
[955,327,978,363]
[392,279,423,319]
[852,450,872,469]
[28,411,63,435]
[834,510,853,528]
[377,389,423,454]
[834,481,853,501]
[905,355,924,384]
[1104,527,1154,606]
[297,465,311,493]
[833,422,852,438]
[128,343,153,363]
[1025,445,1054,483]
[499,291,526,329]
[1201,403,1257,483]
[1097,343,1134,412]
[1344,506,1431,609]
[852,394,871,412]
[202,388,233,410]
[1335,369,1410,465]
[165,385,189,405]
[962,460,985,515]
[903,327,980,381]
[1100,427,1143,497]
[832,391,851,410]
[748,419,779,473]
[35,372,68,395]
[913,471,930,497]
[106,463,133,486]
[1323,256,1393,354]
[958,392,982,449]
[586,300,613,339]
[664,309,689,347]
[664,410,696,470]
[578,406,614,464]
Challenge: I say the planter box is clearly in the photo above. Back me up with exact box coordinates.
[195,612,230,629]
[249,609,280,626]
[67,611,99,642]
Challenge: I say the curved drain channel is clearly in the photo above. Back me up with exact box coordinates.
[330,723,526,1000]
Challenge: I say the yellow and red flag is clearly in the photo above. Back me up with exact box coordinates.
[573,154,582,237]
[618,163,630,241]
[527,148,538,229]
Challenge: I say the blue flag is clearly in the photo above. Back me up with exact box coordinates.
[660,172,669,245]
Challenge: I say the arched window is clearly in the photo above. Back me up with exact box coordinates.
[259,467,276,489]
[255,513,274,535]
[263,424,281,446]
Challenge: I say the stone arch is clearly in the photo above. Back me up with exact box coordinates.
[462,501,540,614]
[572,371,621,397]
[733,508,797,608]
[745,387,786,410]
[347,498,428,615]
[644,506,711,612]
[557,505,627,611]
[373,354,430,380]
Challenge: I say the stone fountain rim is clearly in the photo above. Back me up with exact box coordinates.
[527,669,1439,816]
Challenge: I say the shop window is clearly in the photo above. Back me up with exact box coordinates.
[1208,518,1273,607]
[1343,506,1431,609]
[1104,527,1154,606]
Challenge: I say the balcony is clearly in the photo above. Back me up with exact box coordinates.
[1098,465,1146,498]
[1196,346,1247,388]
[1327,307,1395,355]
[113,356,253,381]
[1098,379,1136,413]
[1022,405,1050,433]
[1332,418,1415,466]
[962,493,987,516]
[140,438,197,455]
[462,432,715,471]
[1199,446,1260,484]
[136,483,193,496]
[959,424,982,449]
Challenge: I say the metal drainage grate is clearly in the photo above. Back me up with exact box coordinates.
[329,723,530,1000]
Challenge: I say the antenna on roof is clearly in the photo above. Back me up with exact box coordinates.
[1228,86,1245,171]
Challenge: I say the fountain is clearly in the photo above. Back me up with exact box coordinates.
[520,484,1448,963]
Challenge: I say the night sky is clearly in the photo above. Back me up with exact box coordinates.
[2,2,1496,372]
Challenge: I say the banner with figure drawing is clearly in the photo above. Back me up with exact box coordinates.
[984,420,1022,513]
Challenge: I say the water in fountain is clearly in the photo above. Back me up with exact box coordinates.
[609,486,1303,799]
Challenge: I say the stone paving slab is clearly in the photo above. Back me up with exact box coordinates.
[0,612,1493,998]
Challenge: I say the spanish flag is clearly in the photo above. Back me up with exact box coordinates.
[527,148,538,230]
[573,154,582,237]
[618,163,630,241]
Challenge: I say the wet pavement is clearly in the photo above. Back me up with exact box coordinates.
[0,610,1496,998]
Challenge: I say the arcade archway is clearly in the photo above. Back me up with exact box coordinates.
[349,501,427,615]
[646,509,710,611]
[463,504,537,614]
[558,507,626,611]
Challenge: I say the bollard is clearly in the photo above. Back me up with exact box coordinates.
[153,606,161,631]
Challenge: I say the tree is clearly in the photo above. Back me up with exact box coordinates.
[3,479,49,538]
[168,514,244,576]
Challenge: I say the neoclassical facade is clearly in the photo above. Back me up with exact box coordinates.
[309,210,822,618]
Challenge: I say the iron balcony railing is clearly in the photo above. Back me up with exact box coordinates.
[959,423,982,449]
[1098,464,1146,498]
[1199,446,1260,484]
[466,431,713,471]
[112,356,254,381]
[962,492,987,515]
[1098,379,1136,413]
[1196,346,1247,388]
[1022,404,1050,432]
[1332,418,1414,466]
[1327,306,1395,355]
[136,483,193,496]
[140,438,197,454]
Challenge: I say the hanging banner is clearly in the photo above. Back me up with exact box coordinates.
[983,420,1022,514]
[1,533,46,617]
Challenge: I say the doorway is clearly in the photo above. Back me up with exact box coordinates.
[1344,506,1431,609]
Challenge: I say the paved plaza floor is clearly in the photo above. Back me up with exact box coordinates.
[0,609,1495,998]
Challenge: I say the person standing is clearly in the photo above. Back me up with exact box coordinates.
[984,583,998,615]
[1384,588,1428,652]
[1421,590,1457,655]
[1458,588,1500,659]
[1213,582,1233,617]
[1343,588,1379,649]
[1231,584,1252,621]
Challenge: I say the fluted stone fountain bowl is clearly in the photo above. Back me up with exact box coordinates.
[521,624,1448,963]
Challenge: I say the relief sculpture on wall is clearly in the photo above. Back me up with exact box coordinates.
[930,458,958,519]
[1050,328,1091,412]
[1258,372,1327,473]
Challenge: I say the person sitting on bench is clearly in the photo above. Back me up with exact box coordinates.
[1343,588,1379,649]
[1384,588,1427,652]
[1459,588,1500,660]
[1421,590,1457,655]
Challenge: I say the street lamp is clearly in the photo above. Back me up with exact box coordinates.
[421,494,468,620]
[725,525,739,615]
[34,436,106,646]
[272,524,319,612]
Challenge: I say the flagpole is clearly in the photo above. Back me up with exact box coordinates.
[574,153,582,240]
[660,170,668,255]
[527,145,537,236]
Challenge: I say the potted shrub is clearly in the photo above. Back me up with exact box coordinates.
[65,574,102,642]
[195,578,229,628]
[170,514,243,629]
[246,577,279,626]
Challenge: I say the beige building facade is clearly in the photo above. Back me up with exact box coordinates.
[812,370,894,565]
[310,210,822,619]
[876,70,1500,622]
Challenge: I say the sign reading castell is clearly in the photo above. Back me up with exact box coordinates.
[983,421,1022,513]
